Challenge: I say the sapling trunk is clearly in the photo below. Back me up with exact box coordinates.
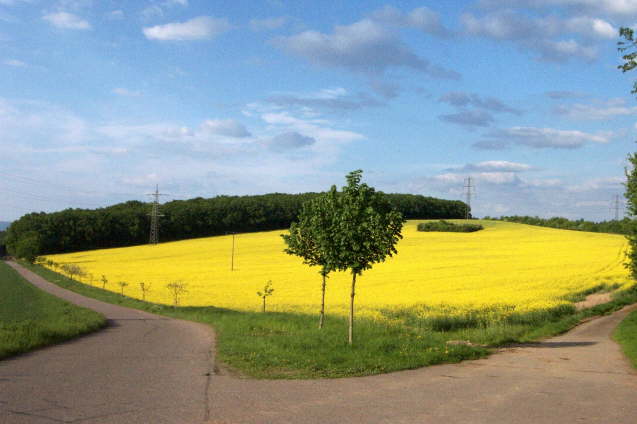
[319,272,327,329]
[262,296,266,313]
[348,272,357,345]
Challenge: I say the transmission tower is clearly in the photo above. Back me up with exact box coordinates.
[147,185,166,245]
[464,177,474,220]
[611,194,623,221]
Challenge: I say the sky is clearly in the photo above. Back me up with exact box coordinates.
[2,0,637,222]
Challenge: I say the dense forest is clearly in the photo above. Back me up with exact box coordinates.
[5,192,468,256]
[486,215,631,235]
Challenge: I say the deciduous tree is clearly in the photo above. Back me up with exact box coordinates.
[282,188,338,328]
[618,28,637,277]
[329,170,404,345]
[625,153,637,278]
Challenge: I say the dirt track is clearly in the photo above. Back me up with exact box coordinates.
[2,260,636,423]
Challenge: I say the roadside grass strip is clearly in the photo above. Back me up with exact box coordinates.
[21,260,637,379]
[0,261,106,360]
[614,309,637,369]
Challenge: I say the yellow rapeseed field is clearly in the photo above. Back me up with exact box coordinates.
[43,220,632,319]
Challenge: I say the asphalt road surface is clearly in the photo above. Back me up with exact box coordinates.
[1,261,214,424]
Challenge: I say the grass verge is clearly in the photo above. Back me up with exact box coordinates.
[19,260,637,379]
[613,309,637,369]
[0,261,106,359]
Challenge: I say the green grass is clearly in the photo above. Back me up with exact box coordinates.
[19,260,637,379]
[613,309,637,369]
[0,261,106,359]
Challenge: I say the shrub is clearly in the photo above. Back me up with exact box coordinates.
[417,220,483,233]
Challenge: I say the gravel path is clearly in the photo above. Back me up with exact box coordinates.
[2,260,636,424]
[1,261,215,424]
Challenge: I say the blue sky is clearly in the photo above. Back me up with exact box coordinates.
[2,0,637,221]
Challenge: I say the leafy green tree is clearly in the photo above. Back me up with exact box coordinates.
[625,153,637,278]
[619,28,637,277]
[282,188,338,328]
[256,280,275,313]
[12,231,41,263]
[4,192,463,256]
[618,27,637,93]
[329,170,404,345]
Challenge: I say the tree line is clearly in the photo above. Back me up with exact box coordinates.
[0,231,6,257]
[485,215,631,235]
[4,192,468,256]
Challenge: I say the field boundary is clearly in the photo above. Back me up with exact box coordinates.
[17,259,637,379]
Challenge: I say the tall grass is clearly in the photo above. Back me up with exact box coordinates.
[0,261,106,359]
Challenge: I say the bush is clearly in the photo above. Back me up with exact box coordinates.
[417,220,483,233]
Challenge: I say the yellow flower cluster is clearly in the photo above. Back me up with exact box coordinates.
[44,220,632,318]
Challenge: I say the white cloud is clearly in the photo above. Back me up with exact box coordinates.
[141,0,189,20]
[540,39,597,62]
[273,18,460,79]
[0,98,88,148]
[546,90,588,99]
[479,0,637,17]
[143,16,231,41]
[265,87,382,112]
[200,119,251,138]
[439,109,494,128]
[555,98,637,119]
[565,16,616,38]
[434,171,519,185]
[439,92,521,114]
[267,131,316,152]
[566,176,624,192]
[370,5,451,37]
[249,16,288,31]
[458,160,533,172]
[43,11,91,30]
[461,11,602,62]
[0,97,370,219]
[261,111,364,143]
[3,59,26,67]
[475,126,612,149]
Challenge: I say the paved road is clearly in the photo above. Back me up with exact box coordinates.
[2,260,636,424]
[206,303,637,424]
[1,261,215,424]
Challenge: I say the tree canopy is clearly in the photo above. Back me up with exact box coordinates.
[618,27,637,94]
[5,192,467,257]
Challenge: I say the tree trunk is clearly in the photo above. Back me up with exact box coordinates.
[262,296,266,313]
[319,272,326,329]
[348,272,357,345]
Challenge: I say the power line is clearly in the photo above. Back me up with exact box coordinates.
[146,185,167,245]
[463,177,474,220]
[611,194,623,220]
